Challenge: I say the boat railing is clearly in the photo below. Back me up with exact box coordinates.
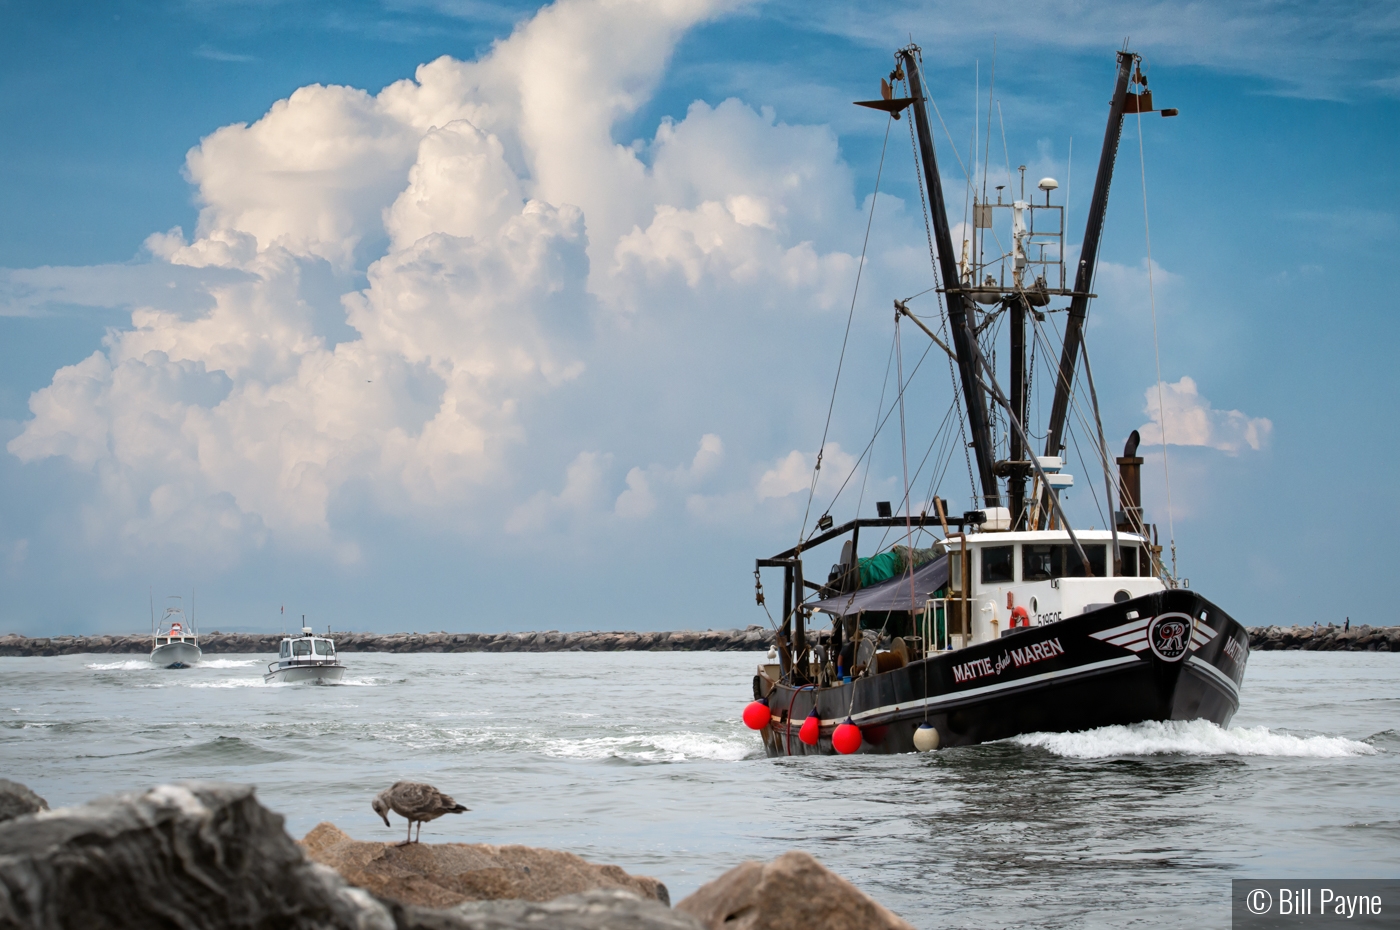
[921,599,969,654]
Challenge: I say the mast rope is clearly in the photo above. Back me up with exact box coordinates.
[894,314,919,619]
[799,116,894,545]
[1136,96,1178,579]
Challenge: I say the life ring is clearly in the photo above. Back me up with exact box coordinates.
[1010,606,1030,629]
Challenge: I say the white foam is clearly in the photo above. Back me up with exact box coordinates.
[188,679,267,689]
[542,731,755,764]
[198,658,259,669]
[86,660,153,671]
[1012,719,1379,759]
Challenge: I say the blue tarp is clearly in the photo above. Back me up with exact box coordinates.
[812,554,950,617]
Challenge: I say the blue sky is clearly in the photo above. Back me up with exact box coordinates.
[1,0,1396,634]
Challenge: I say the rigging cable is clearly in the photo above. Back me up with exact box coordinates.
[1136,97,1178,580]
[799,116,894,545]
[894,314,919,620]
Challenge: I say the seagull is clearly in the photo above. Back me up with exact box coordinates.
[372,781,470,845]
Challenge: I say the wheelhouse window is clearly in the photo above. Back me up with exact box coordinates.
[314,640,334,656]
[293,640,311,656]
[980,545,1014,584]
[279,641,290,658]
[1021,544,1108,579]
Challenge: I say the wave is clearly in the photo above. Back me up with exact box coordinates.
[1011,719,1379,759]
[541,731,757,764]
[86,660,154,671]
[198,658,259,669]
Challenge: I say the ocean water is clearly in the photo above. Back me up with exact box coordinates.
[1,650,1396,928]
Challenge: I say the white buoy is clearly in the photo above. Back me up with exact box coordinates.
[913,723,940,751]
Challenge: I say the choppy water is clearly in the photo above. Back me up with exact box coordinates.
[2,650,1396,928]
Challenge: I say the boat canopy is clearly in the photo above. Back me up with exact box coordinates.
[812,554,949,617]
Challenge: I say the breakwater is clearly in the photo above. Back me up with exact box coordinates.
[1,624,1394,657]
[1248,624,1397,652]
[0,626,775,657]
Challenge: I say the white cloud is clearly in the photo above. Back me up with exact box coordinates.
[6,0,921,573]
[510,432,726,529]
[1138,377,1272,454]
[755,443,857,502]
[506,450,614,533]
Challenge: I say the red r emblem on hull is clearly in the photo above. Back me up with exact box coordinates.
[1148,613,1193,662]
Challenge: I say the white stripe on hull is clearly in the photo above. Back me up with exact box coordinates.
[1185,655,1240,700]
[821,655,1144,726]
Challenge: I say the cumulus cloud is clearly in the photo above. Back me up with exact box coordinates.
[1138,377,1272,454]
[9,0,895,564]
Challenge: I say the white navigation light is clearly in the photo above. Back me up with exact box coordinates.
[1038,177,1059,192]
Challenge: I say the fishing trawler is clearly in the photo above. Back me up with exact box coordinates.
[744,44,1248,756]
[149,596,201,668]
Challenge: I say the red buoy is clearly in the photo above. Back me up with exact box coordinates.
[742,701,771,730]
[832,718,862,754]
[798,708,821,746]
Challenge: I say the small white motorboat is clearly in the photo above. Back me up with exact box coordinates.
[264,626,346,684]
[150,596,202,668]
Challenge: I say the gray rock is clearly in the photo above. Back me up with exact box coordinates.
[0,782,392,930]
[396,888,704,930]
[0,628,777,656]
[0,781,47,823]
[677,851,914,930]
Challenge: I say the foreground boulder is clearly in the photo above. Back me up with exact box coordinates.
[302,822,669,910]
[0,782,392,930]
[676,851,914,930]
[0,781,47,824]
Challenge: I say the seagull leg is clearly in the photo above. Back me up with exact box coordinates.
[396,819,412,847]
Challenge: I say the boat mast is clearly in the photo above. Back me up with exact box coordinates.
[1039,50,1135,524]
[1007,294,1028,526]
[900,46,1000,510]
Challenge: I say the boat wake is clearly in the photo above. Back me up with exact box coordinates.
[1011,719,1378,759]
[543,731,758,764]
[86,660,154,671]
[198,658,259,669]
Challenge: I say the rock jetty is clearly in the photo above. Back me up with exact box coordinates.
[1247,624,1398,652]
[0,626,775,657]
[5,624,1394,657]
[0,780,912,930]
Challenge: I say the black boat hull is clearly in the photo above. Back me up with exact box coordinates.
[757,589,1247,756]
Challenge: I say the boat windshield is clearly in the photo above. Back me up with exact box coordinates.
[293,640,312,657]
[1021,543,1107,580]
[314,640,334,656]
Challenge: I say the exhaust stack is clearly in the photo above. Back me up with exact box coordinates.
[1116,430,1144,534]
